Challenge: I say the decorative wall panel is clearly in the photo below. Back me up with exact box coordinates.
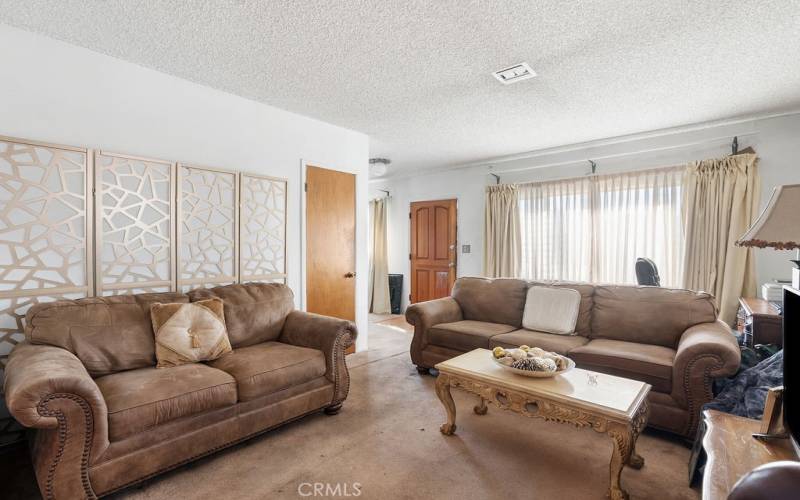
[95,152,176,295]
[0,136,92,445]
[177,164,238,289]
[0,138,91,295]
[239,174,287,283]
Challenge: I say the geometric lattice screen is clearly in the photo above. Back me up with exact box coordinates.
[0,135,93,445]
[0,135,288,445]
[240,173,287,283]
[178,164,238,291]
[95,151,176,296]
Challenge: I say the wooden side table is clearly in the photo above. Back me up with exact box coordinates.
[695,410,796,500]
[737,297,782,346]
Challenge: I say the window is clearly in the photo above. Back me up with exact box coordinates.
[518,167,684,286]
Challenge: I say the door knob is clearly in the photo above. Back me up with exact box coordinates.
[448,262,455,268]
[344,272,356,278]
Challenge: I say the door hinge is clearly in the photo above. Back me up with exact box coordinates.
[304,182,307,192]
[408,294,412,302]
[408,212,411,219]
[409,253,412,260]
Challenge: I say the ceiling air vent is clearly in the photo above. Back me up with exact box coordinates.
[492,62,536,85]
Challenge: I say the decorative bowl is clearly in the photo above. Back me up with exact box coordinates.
[492,356,575,378]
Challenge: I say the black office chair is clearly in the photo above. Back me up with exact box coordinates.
[635,257,661,286]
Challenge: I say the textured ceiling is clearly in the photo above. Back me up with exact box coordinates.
[2,1,800,178]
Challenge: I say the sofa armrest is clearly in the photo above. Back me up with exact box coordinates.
[672,320,741,434]
[4,342,109,498]
[4,342,108,431]
[405,297,463,368]
[279,311,357,406]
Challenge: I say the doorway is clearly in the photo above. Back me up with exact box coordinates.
[409,199,457,304]
[305,165,356,352]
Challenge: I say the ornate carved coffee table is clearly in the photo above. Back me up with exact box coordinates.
[435,348,650,500]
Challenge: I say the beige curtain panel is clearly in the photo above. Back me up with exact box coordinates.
[368,198,391,314]
[682,153,760,325]
[484,184,521,278]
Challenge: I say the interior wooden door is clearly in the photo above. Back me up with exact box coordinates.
[410,199,457,304]
[306,165,356,351]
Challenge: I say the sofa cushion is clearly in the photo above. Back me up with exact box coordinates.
[569,339,675,393]
[207,342,326,401]
[189,283,294,348]
[95,363,237,441]
[528,281,595,336]
[489,329,589,355]
[151,298,232,368]
[452,277,529,327]
[428,320,517,352]
[25,292,189,376]
[522,286,581,334]
[591,285,717,348]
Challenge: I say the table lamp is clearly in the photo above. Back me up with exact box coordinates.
[737,184,800,289]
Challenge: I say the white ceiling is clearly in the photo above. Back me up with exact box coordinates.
[2,1,800,178]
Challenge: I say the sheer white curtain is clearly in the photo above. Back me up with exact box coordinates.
[592,167,684,286]
[519,177,592,281]
[518,166,684,286]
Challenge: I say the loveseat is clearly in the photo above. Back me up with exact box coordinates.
[406,277,740,438]
[4,283,356,499]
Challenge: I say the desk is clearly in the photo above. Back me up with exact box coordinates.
[737,297,782,346]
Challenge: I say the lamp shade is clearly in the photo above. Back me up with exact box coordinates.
[737,184,800,249]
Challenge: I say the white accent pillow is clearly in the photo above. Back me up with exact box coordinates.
[522,286,581,335]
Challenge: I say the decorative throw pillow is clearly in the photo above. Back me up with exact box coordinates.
[522,286,581,335]
[150,298,232,368]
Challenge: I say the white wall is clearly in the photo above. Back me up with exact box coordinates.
[373,112,800,311]
[370,165,487,311]
[0,24,370,351]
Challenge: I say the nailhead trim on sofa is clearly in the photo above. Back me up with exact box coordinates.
[36,393,98,500]
[682,353,723,436]
[329,330,354,407]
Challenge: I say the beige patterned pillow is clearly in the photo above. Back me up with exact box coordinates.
[150,298,232,368]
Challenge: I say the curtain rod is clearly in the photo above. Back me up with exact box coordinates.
[510,163,686,188]
[371,189,391,201]
[491,132,758,175]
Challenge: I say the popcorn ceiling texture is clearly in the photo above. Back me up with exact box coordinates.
[1,0,799,176]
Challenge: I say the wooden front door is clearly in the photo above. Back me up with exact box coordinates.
[306,165,356,332]
[410,199,457,304]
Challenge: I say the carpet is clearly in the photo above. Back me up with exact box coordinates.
[3,319,699,499]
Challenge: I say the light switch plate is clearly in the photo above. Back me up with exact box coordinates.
[462,245,471,254]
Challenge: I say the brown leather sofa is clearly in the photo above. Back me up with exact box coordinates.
[3,283,356,499]
[406,277,740,438]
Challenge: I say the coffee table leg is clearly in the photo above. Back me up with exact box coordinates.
[473,397,488,415]
[435,373,457,435]
[607,423,634,500]
[627,400,648,469]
